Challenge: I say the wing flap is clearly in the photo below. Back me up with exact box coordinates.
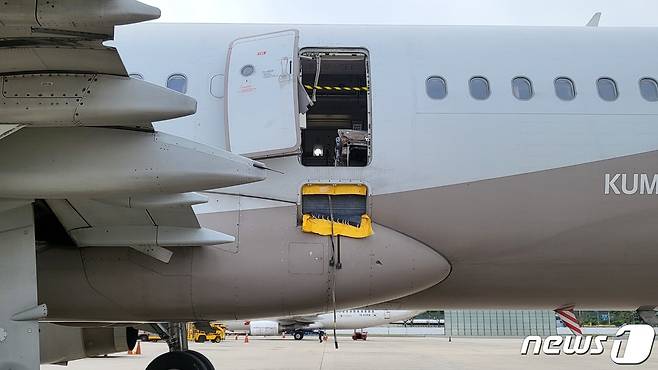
[0,1,185,130]
[48,196,232,264]
[0,0,160,39]
[70,226,234,247]
[0,46,126,75]
[286,315,320,324]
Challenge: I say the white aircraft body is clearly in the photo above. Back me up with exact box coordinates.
[2,1,658,369]
[224,310,422,339]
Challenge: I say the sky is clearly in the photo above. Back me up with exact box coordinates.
[143,0,658,27]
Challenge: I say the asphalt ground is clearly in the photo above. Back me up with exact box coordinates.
[41,335,658,370]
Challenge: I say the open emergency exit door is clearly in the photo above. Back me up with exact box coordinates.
[225,29,305,158]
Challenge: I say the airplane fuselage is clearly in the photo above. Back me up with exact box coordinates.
[37,23,658,322]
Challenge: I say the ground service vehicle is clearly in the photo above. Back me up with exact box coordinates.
[188,323,226,343]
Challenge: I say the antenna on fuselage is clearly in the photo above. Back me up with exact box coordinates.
[586,12,602,27]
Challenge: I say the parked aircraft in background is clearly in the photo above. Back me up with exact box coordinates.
[3,1,658,370]
[224,310,423,340]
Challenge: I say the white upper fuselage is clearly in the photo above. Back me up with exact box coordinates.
[117,23,658,201]
[112,23,658,310]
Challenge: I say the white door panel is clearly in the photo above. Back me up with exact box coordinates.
[225,29,300,158]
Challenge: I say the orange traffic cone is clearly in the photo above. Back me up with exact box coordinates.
[128,341,142,355]
[244,335,249,343]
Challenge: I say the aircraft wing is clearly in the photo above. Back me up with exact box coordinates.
[0,0,145,79]
[44,195,232,263]
[277,315,321,327]
[0,1,267,262]
[0,0,197,131]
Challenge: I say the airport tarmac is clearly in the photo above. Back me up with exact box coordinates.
[41,336,658,370]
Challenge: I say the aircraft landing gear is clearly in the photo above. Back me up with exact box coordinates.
[293,330,305,340]
[146,323,215,370]
[186,350,215,370]
[146,351,207,370]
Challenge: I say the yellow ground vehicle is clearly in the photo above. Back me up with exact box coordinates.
[187,322,226,343]
[138,330,161,342]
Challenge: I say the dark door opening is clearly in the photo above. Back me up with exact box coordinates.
[299,49,371,167]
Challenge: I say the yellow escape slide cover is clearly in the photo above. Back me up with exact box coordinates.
[301,184,372,238]
[302,183,367,196]
[302,214,373,239]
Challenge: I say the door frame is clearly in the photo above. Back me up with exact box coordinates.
[223,29,301,159]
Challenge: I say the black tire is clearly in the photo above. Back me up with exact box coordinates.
[185,350,215,370]
[294,331,304,340]
[197,335,206,343]
[145,351,207,370]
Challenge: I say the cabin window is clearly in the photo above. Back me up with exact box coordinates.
[640,78,658,102]
[555,77,576,101]
[469,77,490,100]
[597,78,618,101]
[210,74,225,98]
[166,74,188,94]
[512,77,533,100]
[426,76,447,99]
[300,49,371,167]
[129,73,144,80]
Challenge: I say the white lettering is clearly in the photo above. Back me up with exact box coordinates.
[611,325,656,365]
[542,336,563,355]
[621,174,639,195]
[591,336,607,355]
[520,324,655,362]
[562,335,592,355]
[605,174,620,195]
[640,174,658,195]
[521,336,542,355]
